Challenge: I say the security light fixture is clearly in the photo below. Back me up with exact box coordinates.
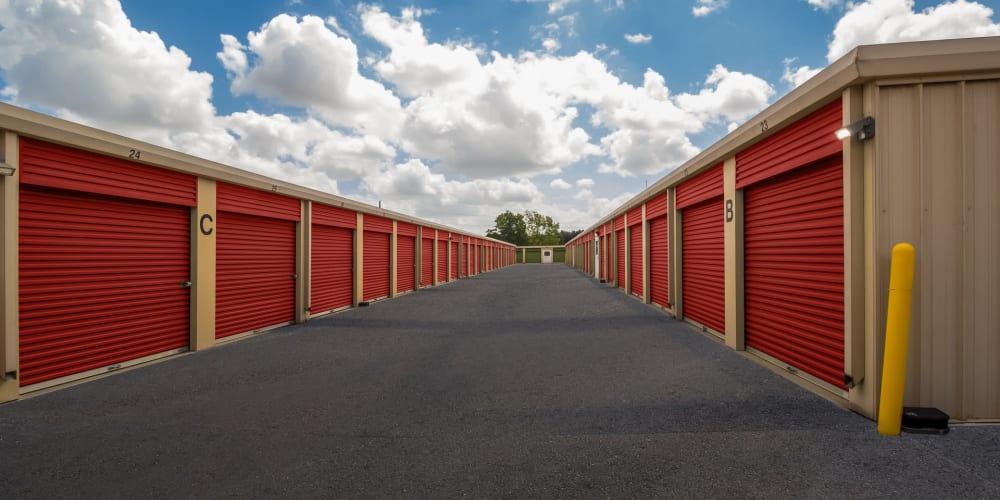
[0,162,15,176]
[835,116,875,141]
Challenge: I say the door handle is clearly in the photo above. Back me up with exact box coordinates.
[180,281,192,288]
[290,274,298,280]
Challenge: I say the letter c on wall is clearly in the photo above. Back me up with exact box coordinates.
[200,214,214,236]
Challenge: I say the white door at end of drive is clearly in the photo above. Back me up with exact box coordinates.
[594,237,600,277]
[542,248,553,263]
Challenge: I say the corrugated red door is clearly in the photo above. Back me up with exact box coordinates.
[363,231,390,301]
[629,218,643,297]
[647,193,669,309]
[396,222,417,293]
[362,215,392,301]
[311,203,355,314]
[459,242,466,277]
[616,228,626,289]
[217,211,296,339]
[421,235,433,286]
[649,216,669,308]
[19,188,191,387]
[437,239,447,282]
[744,158,844,388]
[681,198,725,333]
[397,236,416,293]
[18,138,197,388]
[451,241,458,279]
[217,183,299,340]
[311,225,353,313]
[677,163,724,334]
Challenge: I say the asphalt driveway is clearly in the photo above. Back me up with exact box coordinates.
[1,264,997,498]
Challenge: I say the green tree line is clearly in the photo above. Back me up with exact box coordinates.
[485,210,582,246]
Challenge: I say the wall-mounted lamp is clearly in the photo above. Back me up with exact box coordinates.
[0,162,15,176]
[835,116,875,141]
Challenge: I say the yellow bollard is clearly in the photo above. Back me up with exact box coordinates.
[878,243,916,436]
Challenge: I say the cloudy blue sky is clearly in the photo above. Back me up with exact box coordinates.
[1,0,998,233]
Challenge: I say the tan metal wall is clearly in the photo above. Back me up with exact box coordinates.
[875,77,1000,420]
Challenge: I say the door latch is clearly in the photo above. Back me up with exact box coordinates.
[180,281,193,288]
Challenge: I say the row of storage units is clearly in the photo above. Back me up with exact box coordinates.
[565,37,1000,422]
[0,112,516,400]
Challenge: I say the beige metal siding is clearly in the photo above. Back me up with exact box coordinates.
[964,80,1000,419]
[876,79,1000,420]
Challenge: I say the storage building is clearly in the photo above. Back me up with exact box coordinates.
[564,37,1000,421]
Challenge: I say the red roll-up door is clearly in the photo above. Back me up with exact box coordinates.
[421,236,433,286]
[649,215,669,309]
[451,241,458,279]
[311,225,353,313]
[217,211,296,339]
[616,228,626,289]
[311,204,355,314]
[397,235,416,292]
[437,239,447,282]
[362,214,392,301]
[681,198,725,334]
[629,224,643,297]
[17,138,197,389]
[216,183,299,340]
[397,222,417,293]
[19,188,191,388]
[744,158,844,388]
[363,231,390,301]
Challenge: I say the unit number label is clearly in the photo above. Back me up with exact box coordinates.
[200,214,214,236]
[725,199,734,223]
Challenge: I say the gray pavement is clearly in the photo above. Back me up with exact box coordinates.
[1,264,997,499]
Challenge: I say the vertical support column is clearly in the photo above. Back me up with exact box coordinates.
[0,132,19,402]
[724,156,745,350]
[642,203,650,303]
[845,84,876,418]
[390,220,398,298]
[670,188,683,319]
[191,178,216,351]
[296,200,309,323]
[354,213,363,306]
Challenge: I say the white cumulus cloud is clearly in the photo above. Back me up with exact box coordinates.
[218,14,404,135]
[693,0,728,16]
[674,64,775,123]
[361,159,546,231]
[807,0,842,10]
[624,33,653,44]
[827,0,1000,62]
[513,0,576,14]
[0,0,217,146]
[782,58,823,87]
[550,178,572,189]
